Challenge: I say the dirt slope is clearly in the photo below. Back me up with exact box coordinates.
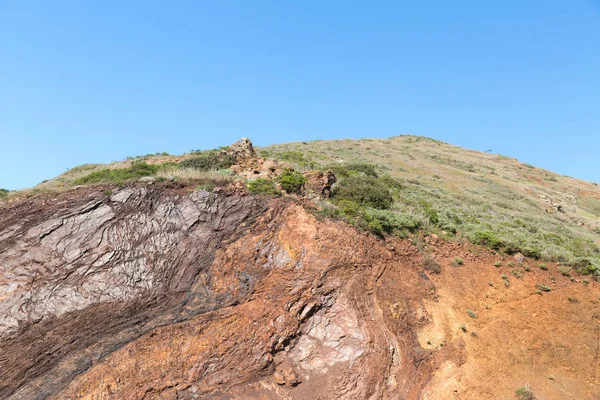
[0,184,598,399]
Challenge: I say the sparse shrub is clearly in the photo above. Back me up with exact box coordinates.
[515,385,534,400]
[558,266,572,277]
[466,310,477,318]
[452,257,464,267]
[489,281,494,287]
[103,189,112,196]
[460,324,467,333]
[536,284,551,292]
[179,151,235,171]
[524,264,531,272]
[423,256,441,274]
[0,188,9,198]
[247,178,281,196]
[494,261,502,268]
[583,279,589,286]
[278,170,306,194]
[332,176,393,209]
[539,264,548,271]
[511,269,522,279]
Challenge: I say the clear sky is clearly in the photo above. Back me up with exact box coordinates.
[1,1,599,190]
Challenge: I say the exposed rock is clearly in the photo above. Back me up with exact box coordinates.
[225,137,257,163]
[513,253,525,263]
[303,170,337,198]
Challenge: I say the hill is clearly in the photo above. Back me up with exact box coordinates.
[1,136,599,399]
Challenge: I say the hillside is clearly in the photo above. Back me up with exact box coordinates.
[1,136,599,399]
[260,136,600,273]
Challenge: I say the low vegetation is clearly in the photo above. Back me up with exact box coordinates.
[0,189,9,198]
[278,170,307,194]
[73,161,171,185]
[179,151,235,171]
[515,385,535,400]
[247,178,281,196]
[423,256,441,274]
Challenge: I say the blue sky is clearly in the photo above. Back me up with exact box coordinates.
[1,1,599,190]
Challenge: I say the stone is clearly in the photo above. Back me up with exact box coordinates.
[225,137,257,163]
[303,170,337,198]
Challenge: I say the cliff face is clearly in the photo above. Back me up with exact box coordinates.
[1,185,599,399]
[0,185,435,399]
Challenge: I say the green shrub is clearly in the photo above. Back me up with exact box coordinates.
[452,257,464,267]
[466,310,477,318]
[336,200,361,217]
[362,209,423,235]
[247,178,281,196]
[539,264,548,270]
[73,161,162,185]
[278,170,307,194]
[367,219,385,237]
[332,176,393,209]
[494,261,502,267]
[558,266,572,277]
[471,230,504,250]
[536,284,551,292]
[179,151,235,171]
[0,188,9,198]
[328,163,378,179]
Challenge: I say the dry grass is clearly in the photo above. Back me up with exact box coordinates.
[156,167,235,186]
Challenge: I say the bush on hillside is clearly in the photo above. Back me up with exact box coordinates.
[362,209,423,235]
[179,151,235,171]
[0,188,9,198]
[332,176,393,209]
[278,170,307,194]
[73,161,165,185]
[328,163,379,179]
[247,178,281,196]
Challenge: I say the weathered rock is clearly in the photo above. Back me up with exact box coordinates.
[303,170,336,198]
[225,137,257,163]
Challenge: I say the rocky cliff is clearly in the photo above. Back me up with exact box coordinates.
[1,183,598,399]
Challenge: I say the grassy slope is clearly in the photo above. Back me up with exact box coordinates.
[261,135,600,269]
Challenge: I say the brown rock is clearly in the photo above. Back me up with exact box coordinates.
[303,170,337,198]
[225,137,257,163]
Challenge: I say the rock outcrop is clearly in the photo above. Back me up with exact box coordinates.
[1,180,598,400]
[0,184,434,399]
[303,169,336,198]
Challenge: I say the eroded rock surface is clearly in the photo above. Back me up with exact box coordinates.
[1,184,598,400]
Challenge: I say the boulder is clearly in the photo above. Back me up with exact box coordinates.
[303,170,337,198]
[225,137,257,163]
